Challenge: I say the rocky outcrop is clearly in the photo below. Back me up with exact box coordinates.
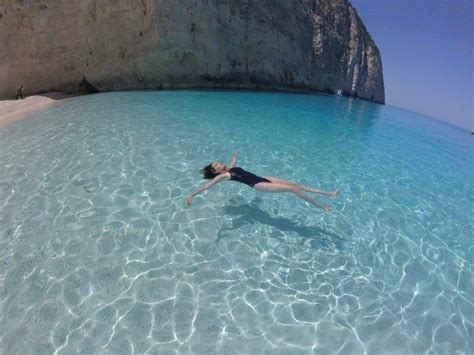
[0,0,384,103]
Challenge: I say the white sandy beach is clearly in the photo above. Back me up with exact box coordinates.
[0,92,69,128]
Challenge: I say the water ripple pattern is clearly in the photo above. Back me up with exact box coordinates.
[0,91,472,354]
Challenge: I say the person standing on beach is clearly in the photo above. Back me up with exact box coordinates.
[16,85,24,100]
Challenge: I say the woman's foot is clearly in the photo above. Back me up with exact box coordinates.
[320,204,332,211]
[325,188,339,197]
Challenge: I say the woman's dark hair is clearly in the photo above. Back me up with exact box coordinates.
[200,163,219,179]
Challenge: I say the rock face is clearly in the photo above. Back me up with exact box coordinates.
[0,0,384,103]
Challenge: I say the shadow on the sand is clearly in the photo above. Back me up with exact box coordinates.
[37,91,72,100]
[216,198,346,248]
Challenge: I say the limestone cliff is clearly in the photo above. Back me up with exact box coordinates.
[0,0,384,103]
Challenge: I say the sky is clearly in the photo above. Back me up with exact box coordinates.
[349,0,473,131]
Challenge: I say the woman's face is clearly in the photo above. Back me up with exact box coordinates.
[211,161,226,173]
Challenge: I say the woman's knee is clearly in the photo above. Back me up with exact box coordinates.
[292,188,307,197]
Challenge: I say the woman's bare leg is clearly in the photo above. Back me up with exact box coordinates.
[263,176,338,196]
[254,182,332,211]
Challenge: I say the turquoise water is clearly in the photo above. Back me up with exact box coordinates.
[0,91,472,354]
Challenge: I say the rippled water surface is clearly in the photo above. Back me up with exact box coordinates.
[0,91,473,354]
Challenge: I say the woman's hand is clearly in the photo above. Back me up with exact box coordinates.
[321,204,332,211]
[186,174,229,207]
[229,150,240,169]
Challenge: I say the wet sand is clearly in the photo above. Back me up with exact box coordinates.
[0,92,70,128]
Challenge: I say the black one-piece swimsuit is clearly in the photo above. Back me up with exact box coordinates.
[228,167,270,187]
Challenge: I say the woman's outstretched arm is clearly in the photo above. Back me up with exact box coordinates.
[228,151,240,169]
[186,173,229,205]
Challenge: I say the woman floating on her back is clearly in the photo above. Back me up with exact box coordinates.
[186,151,338,211]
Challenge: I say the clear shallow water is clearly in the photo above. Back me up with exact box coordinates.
[0,90,472,354]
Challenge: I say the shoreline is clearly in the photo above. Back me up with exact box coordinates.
[0,92,71,128]
[1,89,469,133]
[0,87,372,129]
